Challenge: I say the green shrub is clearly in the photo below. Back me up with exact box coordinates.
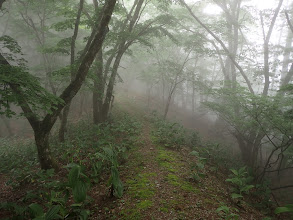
[226,166,254,200]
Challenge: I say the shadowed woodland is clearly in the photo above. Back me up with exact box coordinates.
[1,0,293,219]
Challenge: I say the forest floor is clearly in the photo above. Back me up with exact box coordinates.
[0,95,283,219]
[88,97,270,220]
[93,122,265,219]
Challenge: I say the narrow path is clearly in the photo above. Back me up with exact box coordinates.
[94,98,269,219]
[113,120,222,219]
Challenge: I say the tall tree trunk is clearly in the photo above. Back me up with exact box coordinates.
[281,31,293,85]
[35,128,58,170]
[93,49,104,124]
[261,0,284,96]
[192,79,195,113]
[102,48,125,121]
[59,0,84,142]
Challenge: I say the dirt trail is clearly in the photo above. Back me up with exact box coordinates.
[94,98,266,219]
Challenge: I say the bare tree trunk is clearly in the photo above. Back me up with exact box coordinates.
[260,0,284,96]
[164,88,175,120]
[35,128,59,170]
[281,31,293,85]
[59,0,84,142]
[102,48,125,121]
[93,49,104,124]
[192,79,195,113]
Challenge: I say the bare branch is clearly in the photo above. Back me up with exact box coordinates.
[285,11,293,34]
[271,184,293,191]
[180,0,254,94]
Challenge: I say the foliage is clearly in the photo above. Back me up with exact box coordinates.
[151,114,186,149]
[0,164,90,219]
[226,167,254,200]
[275,204,293,214]
[189,150,207,182]
[253,180,273,209]
[0,111,142,218]
[95,146,124,198]
[0,35,63,117]
[216,204,239,220]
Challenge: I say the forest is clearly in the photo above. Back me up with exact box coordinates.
[1,0,293,219]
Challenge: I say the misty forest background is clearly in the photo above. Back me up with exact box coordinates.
[1,0,293,219]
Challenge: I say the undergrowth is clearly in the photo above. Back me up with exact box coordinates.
[0,112,141,219]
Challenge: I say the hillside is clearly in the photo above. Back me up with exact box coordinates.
[0,96,284,220]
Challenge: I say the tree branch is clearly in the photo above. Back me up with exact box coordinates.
[180,0,254,94]
[41,0,117,133]
[271,184,293,191]
[285,11,293,34]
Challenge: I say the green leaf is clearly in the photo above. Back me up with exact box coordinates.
[216,205,229,213]
[79,209,90,220]
[73,181,88,203]
[275,204,293,214]
[29,203,44,217]
[70,203,83,207]
[231,193,243,199]
[189,151,199,157]
[241,185,254,193]
[111,166,123,198]
[196,162,205,170]
[68,165,81,187]
[230,169,238,176]
[45,205,61,220]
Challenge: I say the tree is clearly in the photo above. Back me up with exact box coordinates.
[178,0,290,169]
[0,0,117,170]
[58,0,85,142]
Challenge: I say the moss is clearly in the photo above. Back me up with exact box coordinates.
[160,207,169,213]
[156,148,181,172]
[166,174,180,186]
[159,199,170,213]
[137,200,153,210]
[156,148,176,162]
[181,181,199,193]
[120,208,141,220]
[165,174,198,193]
[170,199,180,205]
[126,173,155,199]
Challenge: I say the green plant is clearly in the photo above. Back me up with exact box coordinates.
[67,164,90,203]
[65,164,91,219]
[29,203,62,220]
[187,131,201,148]
[95,146,124,198]
[275,204,293,214]
[151,116,186,149]
[190,151,207,182]
[253,180,272,209]
[226,166,254,200]
[216,204,239,220]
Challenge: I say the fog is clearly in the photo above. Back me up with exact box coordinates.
[1,0,293,218]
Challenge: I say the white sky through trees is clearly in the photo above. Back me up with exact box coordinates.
[183,0,285,14]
